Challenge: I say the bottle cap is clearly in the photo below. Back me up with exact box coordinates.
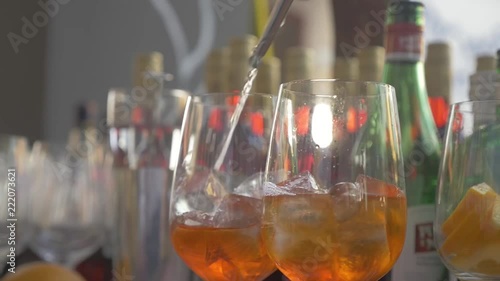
[387,1,424,24]
[358,46,385,82]
[334,56,359,80]
[284,47,315,82]
[476,55,496,72]
[425,42,452,100]
[426,42,451,63]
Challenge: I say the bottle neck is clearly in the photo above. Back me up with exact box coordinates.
[384,61,429,113]
[384,20,427,101]
[385,22,424,63]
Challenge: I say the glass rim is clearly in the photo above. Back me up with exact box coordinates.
[191,92,274,98]
[279,79,396,98]
[190,92,275,107]
[451,99,500,113]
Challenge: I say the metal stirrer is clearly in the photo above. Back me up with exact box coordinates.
[249,0,295,69]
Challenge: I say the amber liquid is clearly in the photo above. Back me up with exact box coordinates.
[261,187,406,281]
[171,222,276,281]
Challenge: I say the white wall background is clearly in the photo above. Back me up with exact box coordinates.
[424,0,500,103]
[44,0,252,141]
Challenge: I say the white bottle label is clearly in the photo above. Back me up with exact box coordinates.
[391,205,447,281]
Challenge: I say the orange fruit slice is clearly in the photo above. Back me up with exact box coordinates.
[442,182,497,236]
[455,241,500,276]
[491,196,500,231]
[440,184,500,275]
[1,262,85,281]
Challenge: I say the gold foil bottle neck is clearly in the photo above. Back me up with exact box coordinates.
[284,47,315,82]
[133,52,164,87]
[425,42,452,101]
[358,46,385,82]
[255,56,281,95]
[227,35,257,92]
[426,42,450,63]
[229,35,258,59]
[476,55,496,72]
[334,56,359,80]
[205,48,229,93]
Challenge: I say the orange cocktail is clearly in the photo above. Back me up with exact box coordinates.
[261,177,407,281]
[171,194,276,281]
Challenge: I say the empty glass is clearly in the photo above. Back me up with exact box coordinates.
[0,135,31,272]
[108,86,193,281]
[29,141,106,268]
[435,100,500,280]
[262,80,407,281]
[170,93,277,281]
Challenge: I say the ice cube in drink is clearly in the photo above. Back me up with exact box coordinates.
[261,174,406,281]
[172,193,276,281]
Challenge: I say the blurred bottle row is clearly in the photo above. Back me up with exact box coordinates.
[3,1,500,281]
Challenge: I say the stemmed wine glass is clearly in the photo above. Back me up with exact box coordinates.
[29,141,106,268]
[170,93,277,281]
[0,135,31,272]
[262,80,407,281]
[435,100,500,280]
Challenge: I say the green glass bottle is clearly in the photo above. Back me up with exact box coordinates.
[381,2,447,280]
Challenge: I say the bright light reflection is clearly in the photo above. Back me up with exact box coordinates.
[169,129,182,171]
[312,104,333,148]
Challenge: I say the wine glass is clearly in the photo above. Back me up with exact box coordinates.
[435,100,500,280]
[0,135,31,272]
[170,93,277,281]
[262,79,407,281]
[29,141,106,268]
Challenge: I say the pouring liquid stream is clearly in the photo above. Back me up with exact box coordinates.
[213,68,258,171]
[212,0,294,171]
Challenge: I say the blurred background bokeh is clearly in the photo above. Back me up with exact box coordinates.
[1,0,500,143]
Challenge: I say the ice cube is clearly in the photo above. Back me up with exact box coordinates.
[205,245,242,280]
[213,194,262,228]
[204,171,228,199]
[329,182,363,222]
[184,169,228,198]
[182,169,228,213]
[277,171,326,194]
[263,181,295,197]
[234,172,265,199]
[178,211,213,227]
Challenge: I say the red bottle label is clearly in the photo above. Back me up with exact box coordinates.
[385,23,423,62]
[428,97,449,129]
[415,222,436,253]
